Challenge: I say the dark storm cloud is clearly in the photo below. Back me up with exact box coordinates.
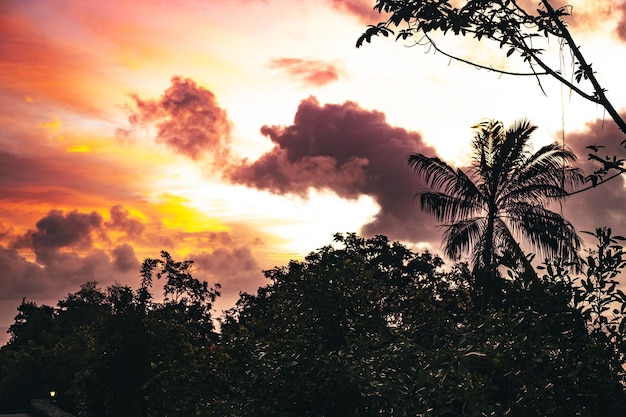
[561,118,626,237]
[32,210,102,249]
[269,58,343,87]
[227,96,441,243]
[122,76,232,161]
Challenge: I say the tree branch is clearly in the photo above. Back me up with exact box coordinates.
[541,0,626,135]
[566,171,625,196]
[419,33,550,77]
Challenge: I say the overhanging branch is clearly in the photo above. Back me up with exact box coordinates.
[419,33,550,77]
[541,0,626,134]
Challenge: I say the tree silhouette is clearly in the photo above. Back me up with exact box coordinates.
[408,119,583,309]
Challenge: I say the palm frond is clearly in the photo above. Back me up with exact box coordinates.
[441,218,486,262]
[418,191,483,223]
[409,153,485,212]
[501,143,584,204]
[510,144,583,192]
[491,119,537,193]
[505,202,582,266]
[471,120,505,186]
[499,174,580,206]
[408,154,459,190]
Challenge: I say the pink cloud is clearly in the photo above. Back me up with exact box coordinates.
[325,0,385,24]
[122,76,232,162]
[269,58,344,87]
[191,246,265,315]
[614,2,626,42]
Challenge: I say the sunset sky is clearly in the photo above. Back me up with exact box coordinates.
[2,0,626,343]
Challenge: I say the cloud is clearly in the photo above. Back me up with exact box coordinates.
[615,2,626,42]
[0,206,261,318]
[13,210,103,265]
[41,250,113,286]
[0,244,125,302]
[32,210,102,249]
[325,0,385,24]
[122,76,232,162]
[192,246,265,314]
[0,246,46,300]
[561,117,626,237]
[194,246,259,276]
[269,58,344,87]
[0,149,146,214]
[227,96,441,243]
[0,208,144,310]
[105,205,144,238]
[112,243,140,272]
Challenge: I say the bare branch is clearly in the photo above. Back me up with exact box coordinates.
[420,33,550,77]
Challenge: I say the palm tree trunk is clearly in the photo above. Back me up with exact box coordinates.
[480,204,500,312]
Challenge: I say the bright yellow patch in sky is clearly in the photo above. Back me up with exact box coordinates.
[66,145,91,153]
[155,194,229,233]
[38,115,62,134]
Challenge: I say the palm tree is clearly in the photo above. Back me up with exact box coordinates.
[408,119,583,310]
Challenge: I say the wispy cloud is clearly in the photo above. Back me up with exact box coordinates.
[269,58,344,87]
[325,0,385,24]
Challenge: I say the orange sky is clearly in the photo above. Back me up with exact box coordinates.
[2,0,626,343]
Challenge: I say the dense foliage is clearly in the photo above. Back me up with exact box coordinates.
[0,251,224,416]
[1,233,626,416]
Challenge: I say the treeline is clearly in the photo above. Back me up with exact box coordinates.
[1,233,626,416]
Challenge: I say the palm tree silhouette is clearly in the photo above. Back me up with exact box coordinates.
[409,119,583,310]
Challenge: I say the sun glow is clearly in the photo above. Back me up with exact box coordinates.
[153,193,229,234]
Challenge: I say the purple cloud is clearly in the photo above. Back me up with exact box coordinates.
[227,96,441,242]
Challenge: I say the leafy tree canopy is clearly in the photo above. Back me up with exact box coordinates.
[2,237,626,416]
